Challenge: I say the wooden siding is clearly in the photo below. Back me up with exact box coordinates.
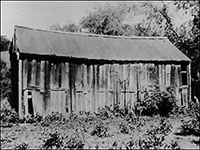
[19,59,190,117]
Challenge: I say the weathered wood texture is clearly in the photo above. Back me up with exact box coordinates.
[20,59,191,117]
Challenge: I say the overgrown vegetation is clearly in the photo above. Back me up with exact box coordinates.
[135,85,177,117]
[180,101,200,136]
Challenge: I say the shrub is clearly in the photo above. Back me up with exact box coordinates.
[157,87,177,117]
[14,142,29,150]
[25,113,43,124]
[180,118,200,136]
[41,131,64,149]
[91,121,109,138]
[0,99,19,127]
[164,140,180,150]
[64,132,85,149]
[135,86,177,117]
[40,112,64,127]
[118,122,130,134]
[135,118,172,149]
[95,105,113,120]
[0,60,11,100]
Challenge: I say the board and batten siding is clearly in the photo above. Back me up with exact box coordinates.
[19,58,190,117]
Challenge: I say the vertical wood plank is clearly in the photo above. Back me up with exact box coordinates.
[24,90,28,118]
[22,59,28,90]
[65,62,70,113]
[27,60,32,88]
[31,59,37,87]
[40,61,45,92]
[166,65,171,87]
[18,60,23,118]
[35,61,41,87]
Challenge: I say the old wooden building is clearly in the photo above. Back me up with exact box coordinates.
[10,26,191,118]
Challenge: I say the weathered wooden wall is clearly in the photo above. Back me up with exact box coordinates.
[19,59,190,117]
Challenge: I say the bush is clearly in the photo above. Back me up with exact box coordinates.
[0,99,19,127]
[64,132,85,149]
[118,122,130,134]
[40,112,64,127]
[180,101,200,136]
[25,113,43,124]
[14,142,29,150]
[135,86,177,117]
[91,121,109,138]
[135,118,173,149]
[0,60,11,100]
[41,131,64,149]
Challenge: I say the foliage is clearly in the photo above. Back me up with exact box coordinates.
[50,23,79,32]
[118,122,130,134]
[135,118,173,149]
[25,113,43,124]
[0,99,19,127]
[80,4,134,36]
[135,86,177,117]
[91,121,109,138]
[0,60,11,100]
[40,112,64,127]
[180,115,200,136]
[164,140,180,150]
[64,131,85,149]
[95,106,113,120]
[14,142,29,150]
[0,36,10,52]
[41,131,64,149]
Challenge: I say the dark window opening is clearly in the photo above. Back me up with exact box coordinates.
[28,98,34,115]
[181,64,187,71]
[181,64,187,85]
[28,91,32,95]
[181,73,187,85]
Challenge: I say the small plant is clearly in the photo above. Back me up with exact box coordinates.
[91,121,109,138]
[119,122,130,134]
[0,99,19,127]
[41,131,63,149]
[95,106,113,120]
[135,118,172,149]
[64,132,85,149]
[180,118,200,136]
[164,140,180,150]
[40,112,64,127]
[14,142,29,150]
[125,140,136,150]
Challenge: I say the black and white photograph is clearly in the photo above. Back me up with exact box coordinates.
[1,1,200,149]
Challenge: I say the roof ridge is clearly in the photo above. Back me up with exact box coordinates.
[15,25,167,40]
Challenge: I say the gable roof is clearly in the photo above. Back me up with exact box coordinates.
[14,25,190,62]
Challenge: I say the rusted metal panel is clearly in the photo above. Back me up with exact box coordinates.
[15,26,190,62]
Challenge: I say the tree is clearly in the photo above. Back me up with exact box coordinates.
[0,36,11,101]
[50,23,79,32]
[79,3,135,36]
[0,36,10,52]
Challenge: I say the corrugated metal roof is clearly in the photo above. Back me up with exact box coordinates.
[14,25,190,62]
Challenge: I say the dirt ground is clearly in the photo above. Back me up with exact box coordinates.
[0,115,199,149]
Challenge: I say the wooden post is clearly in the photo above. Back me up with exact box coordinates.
[18,59,23,118]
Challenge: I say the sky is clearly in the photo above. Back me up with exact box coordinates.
[1,1,191,40]
[1,1,105,39]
